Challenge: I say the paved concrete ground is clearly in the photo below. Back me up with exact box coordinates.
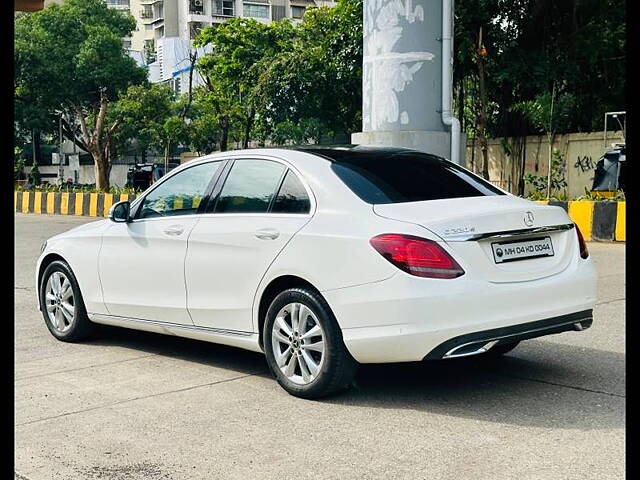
[15,214,625,480]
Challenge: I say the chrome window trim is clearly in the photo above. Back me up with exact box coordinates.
[127,155,316,225]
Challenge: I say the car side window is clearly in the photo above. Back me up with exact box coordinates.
[271,170,311,214]
[136,161,221,219]
[213,159,286,213]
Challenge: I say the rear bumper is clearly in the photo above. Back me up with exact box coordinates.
[323,257,597,363]
[422,309,593,360]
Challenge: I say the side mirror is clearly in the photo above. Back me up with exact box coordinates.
[109,201,131,223]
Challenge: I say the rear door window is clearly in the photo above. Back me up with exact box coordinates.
[331,152,505,204]
[271,170,311,214]
[213,159,286,213]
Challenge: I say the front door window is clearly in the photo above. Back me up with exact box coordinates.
[137,162,221,219]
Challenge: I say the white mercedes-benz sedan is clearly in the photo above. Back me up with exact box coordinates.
[36,146,597,398]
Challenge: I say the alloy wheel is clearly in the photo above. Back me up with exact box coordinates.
[271,302,325,385]
[45,271,75,334]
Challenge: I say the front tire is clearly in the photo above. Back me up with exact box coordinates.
[263,287,357,399]
[39,260,95,342]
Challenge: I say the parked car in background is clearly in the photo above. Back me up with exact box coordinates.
[126,162,180,191]
[36,146,597,398]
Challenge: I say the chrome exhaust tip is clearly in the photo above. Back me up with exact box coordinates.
[443,340,499,359]
[573,318,593,331]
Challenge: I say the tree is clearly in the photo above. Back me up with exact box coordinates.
[15,0,147,190]
[195,18,295,149]
[454,0,623,192]
[109,84,176,160]
[455,0,624,140]
[253,0,362,140]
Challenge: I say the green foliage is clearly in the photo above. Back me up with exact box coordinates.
[15,147,26,180]
[523,149,568,199]
[110,84,176,156]
[186,104,224,155]
[195,18,294,148]
[455,0,625,137]
[510,91,576,136]
[253,0,362,138]
[28,164,41,185]
[187,86,245,152]
[15,0,145,115]
[269,118,327,146]
[193,0,362,145]
[15,0,148,189]
[14,0,624,178]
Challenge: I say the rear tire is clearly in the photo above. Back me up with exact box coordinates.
[485,341,520,357]
[39,260,95,342]
[263,287,357,399]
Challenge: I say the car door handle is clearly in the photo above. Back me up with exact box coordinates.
[163,225,185,236]
[255,228,280,240]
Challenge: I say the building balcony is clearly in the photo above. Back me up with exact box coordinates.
[105,0,130,9]
[143,16,165,25]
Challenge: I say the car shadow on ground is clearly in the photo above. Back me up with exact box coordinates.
[330,348,624,430]
[88,325,624,431]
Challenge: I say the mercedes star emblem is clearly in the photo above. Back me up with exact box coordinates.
[524,211,535,227]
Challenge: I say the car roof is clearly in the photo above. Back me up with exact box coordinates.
[291,144,435,162]
[173,145,445,181]
[188,145,437,165]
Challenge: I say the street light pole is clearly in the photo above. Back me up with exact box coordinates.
[546,82,556,200]
[58,115,65,184]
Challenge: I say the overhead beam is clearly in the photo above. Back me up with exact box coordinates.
[15,0,45,12]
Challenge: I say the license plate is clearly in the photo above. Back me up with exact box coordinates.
[491,236,554,263]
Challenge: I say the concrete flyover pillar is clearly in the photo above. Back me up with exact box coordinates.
[352,0,466,165]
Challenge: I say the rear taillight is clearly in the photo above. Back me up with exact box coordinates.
[370,234,465,279]
[575,224,589,259]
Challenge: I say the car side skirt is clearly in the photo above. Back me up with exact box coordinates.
[88,313,264,353]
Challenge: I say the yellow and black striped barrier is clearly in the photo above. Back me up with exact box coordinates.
[14,192,625,242]
[14,191,137,218]
[536,200,625,242]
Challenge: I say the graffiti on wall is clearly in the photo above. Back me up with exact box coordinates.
[574,155,596,173]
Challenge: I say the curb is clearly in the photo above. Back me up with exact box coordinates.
[535,200,625,242]
[14,192,138,218]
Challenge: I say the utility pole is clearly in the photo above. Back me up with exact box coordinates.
[546,82,556,200]
[31,129,40,185]
[32,129,37,167]
[58,115,65,184]
[352,0,464,165]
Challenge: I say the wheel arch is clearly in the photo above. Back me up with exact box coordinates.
[38,252,70,281]
[256,275,325,349]
[37,253,69,303]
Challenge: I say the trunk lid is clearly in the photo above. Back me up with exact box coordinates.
[373,196,577,283]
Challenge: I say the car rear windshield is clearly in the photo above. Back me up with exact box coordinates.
[330,152,505,204]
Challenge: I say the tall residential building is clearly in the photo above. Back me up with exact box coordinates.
[104,0,335,93]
